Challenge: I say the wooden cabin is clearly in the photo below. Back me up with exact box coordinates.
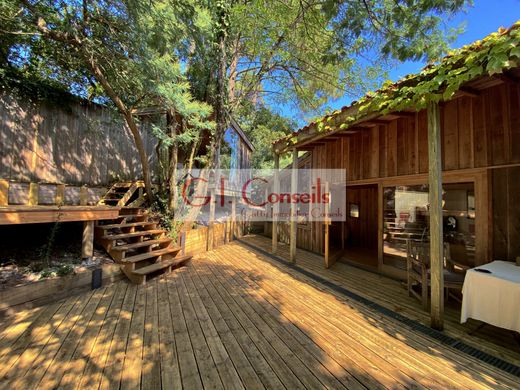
[270,25,520,285]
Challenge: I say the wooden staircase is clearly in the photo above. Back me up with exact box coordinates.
[95,207,191,284]
[97,181,149,208]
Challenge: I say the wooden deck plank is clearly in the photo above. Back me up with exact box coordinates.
[77,283,128,389]
[141,280,162,390]
[244,235,520,365]
[191,258,307,389]
[236,237,520,388]
[0,294,80,382]
[0,305,46,343]
[202,253,365,390]
[0,237,519,389]
[216,244,494,389]
[187,260,284,389]
[164,273,204,389]
[35,287,109,389]
[99,283,138,390]
[182,266,265,390]
[5,290,96,389]
[156,278,182,390]
[177,270,245,390]
[207,249,403,388]
[57,284,120,390]
[0,305,47,351]
[0,299,68,380]
[175,268,225,390]
[120,284,147,390]
[189,256,363,389]
[204,250,376,390]
[0,205,119,225]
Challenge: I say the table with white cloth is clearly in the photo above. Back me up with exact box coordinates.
[461,260,520,333]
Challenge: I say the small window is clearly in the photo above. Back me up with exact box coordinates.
[350,203,359,218]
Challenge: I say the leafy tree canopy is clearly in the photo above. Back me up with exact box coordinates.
[186,0,469,118]
[0,0,214,130]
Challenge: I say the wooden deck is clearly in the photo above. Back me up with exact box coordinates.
[0,205,120,225]
[0,238,519,389]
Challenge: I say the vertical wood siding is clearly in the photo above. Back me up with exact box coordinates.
[0,92,159,185]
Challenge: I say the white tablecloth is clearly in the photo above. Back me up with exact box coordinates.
[461,261,520,332]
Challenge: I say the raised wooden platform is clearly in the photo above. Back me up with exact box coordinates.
[0,239,518,388]
[0,206,120,225]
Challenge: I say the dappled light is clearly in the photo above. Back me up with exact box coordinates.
[0,238,518,388]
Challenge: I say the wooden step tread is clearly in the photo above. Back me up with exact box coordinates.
[123,247,180,263]
[101,229,166,240]
[112,239,174,251]
[132,255,191,275]
[99,221,156,230]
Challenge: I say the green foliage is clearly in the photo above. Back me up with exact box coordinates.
[221,0,467,114]
[56,264,74,277]
[0,0,214,134]
[150,190,183,240]
[236,104,296,168]
[275,22,520,151]
[39,269,54,279]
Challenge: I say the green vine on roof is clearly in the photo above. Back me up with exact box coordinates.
[274,21,520,152]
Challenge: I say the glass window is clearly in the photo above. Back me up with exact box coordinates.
[383,182,475,270]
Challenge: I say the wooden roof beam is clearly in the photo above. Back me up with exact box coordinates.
[455,86,480,98]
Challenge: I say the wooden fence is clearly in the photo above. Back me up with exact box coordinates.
[0,179,107,206]
[0,92,160,186]
[181,219,249,256]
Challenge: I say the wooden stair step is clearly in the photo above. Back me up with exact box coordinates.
[101,229,166,240]
[112,239,175,251]
[99,221,156,230]
[123,247,180,264]
[131,255,191,276]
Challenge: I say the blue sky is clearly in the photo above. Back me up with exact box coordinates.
[281,0,520,128]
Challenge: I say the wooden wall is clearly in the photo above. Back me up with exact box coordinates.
[311,83,520,180]
[0,92,159,186]
[293,81,520,263]
[346,186,378,249]
[492,166,520,261]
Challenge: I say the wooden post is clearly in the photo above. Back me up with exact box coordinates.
[289,148,298,263]
[28,182,39,206]
[231,195,236,240]
[79,186,88,206]
[427,101,444,330]
[341,221,345,250]
[377,182,384,272]
[263,187,269,235]
[272,152,280,253]
[324,181,331,268]
[55,184,65,205]
[82,221,94,259]
[207,186,216,250]
[0,179,8,206]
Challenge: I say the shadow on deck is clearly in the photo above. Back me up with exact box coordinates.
[0,236,518,389]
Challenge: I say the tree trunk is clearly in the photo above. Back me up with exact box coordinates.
[123,112,155,204]
[180,2,228,232]
[84,56,155,203]
[211,2,229,169]
[187,137,200,176]
[167,109,179,212]
[30,16,155,203]
[228,34,240,104]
